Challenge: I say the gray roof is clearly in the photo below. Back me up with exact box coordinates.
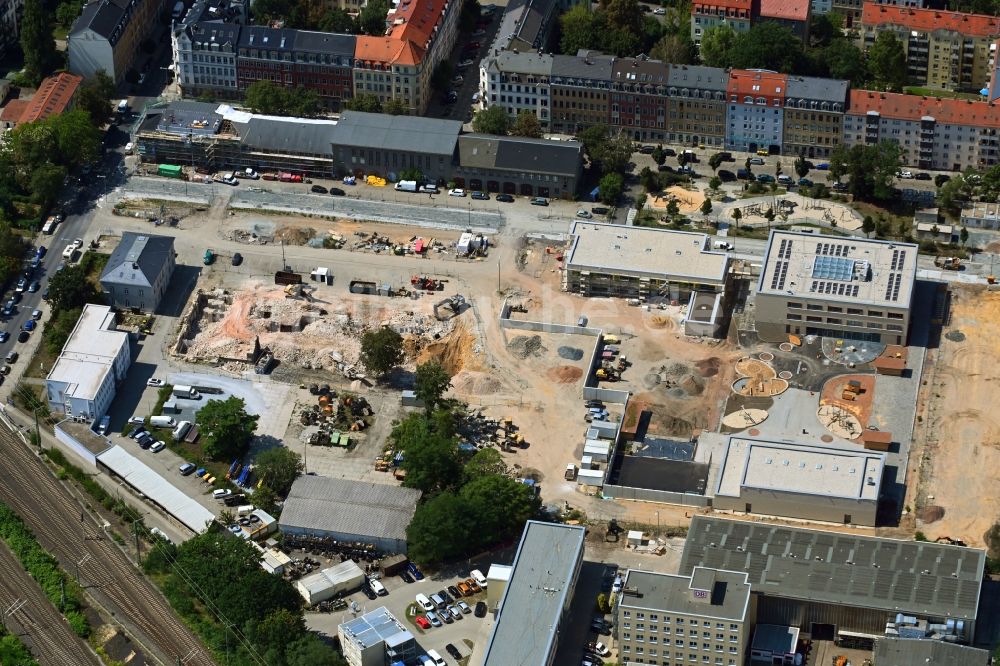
[329,111,461,156]
[620,568,751,621]
[153,100,224,136]
[278,476,421,543]
[488,50,553,76]
[667,64,728,91]
[294,30,356,55]
[482,521,586,666]
[185,22,241,50]
[238,25,299,51]
[101,232,174,287]
[340,607,414,651]
[236,117,337,155]
[458,135,581,177]
[786,75,849,104]
[493,0,555,51]
[681,516,985,620]
[70,0,127,39]
[551,53,614,81]
[873,638,991,665]
[613,56,670,84]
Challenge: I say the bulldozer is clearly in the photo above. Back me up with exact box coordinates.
[595,367,619,382]
[284,283,314,301]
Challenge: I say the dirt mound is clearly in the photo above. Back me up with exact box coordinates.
[417,323,477,374]
[274,226,316,245]
[452,371,502,395]
[679,374,704,395]
[917,505,945,523]
[944,330,966,342]
[649,315,674,329]
[507,335,545,359]
[694,357,721,377]
[557,346,584,361]
[664,362,689,377]
[644,373,662,389]
[546,366,583,383]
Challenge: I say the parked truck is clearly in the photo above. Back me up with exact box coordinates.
[172,385,200,399]
[394,180,418,192]
[150,415,177,428]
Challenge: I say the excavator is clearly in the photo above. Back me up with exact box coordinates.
[434,294,466,320]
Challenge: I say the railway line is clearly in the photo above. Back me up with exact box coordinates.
[0,424,214,666]
[0,541,100,665]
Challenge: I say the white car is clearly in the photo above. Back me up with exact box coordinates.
[457,59,474,69]
[653,6,665,13]
[124,142,134,153]
[61,245,75,260]
[221,172,238,185]
[448,188,466,197]
[242,168,260,179]
[146,378,165,387]
[150,440,166,452]
[898,170,914,179]
[212,489,232,500]
[471,569,488,588]
[594,642,610,657]
[576,209,592,219]
[70,238,84,250]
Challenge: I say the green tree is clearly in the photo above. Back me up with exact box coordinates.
[603,0,642,32]
[934,174,950,188]
[729,22,804,72]
[463,448,508,482]
[245,80,289,115]
[708,175,722,191]
[794,154,809,179]
[596,131,634,174]
[43,307,82,354]
[29,163,66,207]
[360,326,404,378]
[666,199,680,218]
[576,124,610,161]
[47,265,100,311]
[254,447,303,497]
[698,24,735,68]
[20,0,59,85]
[731,207,742,228]
[559,4,596,55]
[344,92,382,113]
[639,166,658,192]
[650,32,695,64]
[288,87,322,117]
[651,145,667,167]
[598,172,624,205]
[358,0,390,35]
[76,71,115,125]
[383,98,410,115]
[510,110,542,138]
[55,0,80,27]
[394,412,461,495]
[195,397,259,461]
[868,31,907,91]
[828,143,849,184]
[700,198,713,217]
[862,215,875,237]
[286,633,346,666]
[824,39,867,86]
[0,223,28,285]
[808,13,841,47]
[472,105,511,135]
[938,175,968,215]
[459,474,540,552]
[406,491,469,563]
[317,7,355,32]
[960,226,969,246]
[414,360,452,412]
[49,111,101,169]
[708,153,724,172]
[458,0,480,31]
[252,484,279,515]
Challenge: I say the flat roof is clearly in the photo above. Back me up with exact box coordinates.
[681,516,985,620]
[341,606,413,650]
[757,230,917,307]
[96,446,215,533]
[620,568,751,621]
[751,625,799,655]
[716,438,883,502]
[873,637,991,665]
[278,476,421,543]
[46,305,128,402]
[482,521,586,666]
[566,222,729,286]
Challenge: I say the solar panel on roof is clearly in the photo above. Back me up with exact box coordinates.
[959,580,979,608]
[812,256,856,281]
[915,577,936,604]
[893,573,916,601]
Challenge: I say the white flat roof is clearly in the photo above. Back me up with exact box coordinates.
[566,222,730,285]
[717,438,883,502]
[97,445,215,533]
[46,305,128,402]
[757,231,916,307]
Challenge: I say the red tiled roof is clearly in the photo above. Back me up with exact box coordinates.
[354,0,443,66]
[0,73,82,127]
[848,89,1000,128]
[692,0,751,13]
[758,0,808,22]
[861,4,1000,38]
[727,69,788,100]
[0,99,29,123]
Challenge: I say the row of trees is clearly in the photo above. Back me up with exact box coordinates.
[251,0,389,35]
[244,81,324,118]
[471,107,544,138]
[42,252,108,355]
[343,93,410,116]
[559,0,695,62]
[144,531,344,666]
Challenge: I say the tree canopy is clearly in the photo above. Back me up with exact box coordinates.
[867,32,907,92]
[510,111,542,138]
[472,106,511,135]
[20,0,60,85]
[413,360,452,412]
[344,93,382,113]
[358,0,390,35]
[244,81,322,117]
[47,265,101,312]
[360,326,404,378]
[598,172,624,205]
[255,447,303,497]
[195,397,260,461]
[394,411,462,495]
[76,71,116,126]
[829,141,902,203]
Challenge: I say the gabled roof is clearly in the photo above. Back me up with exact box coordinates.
[667,64,729,91]
[354,35,411,65]
[728,69,788,99]
[70,0,128,39]
[613,56,669,84]
[19,73,83,124]
[101,232,174,287]
[237,25,298,51]
[861,4,1000,37]
[458,134,581,177]
[551,52,615,80]
[489,50,553,76]
[758,0,809,22]
[329,110,460,156]
[785,74,848,104]
[293,30,356,56]
[848,89,1000,128]
[184,22,241,50]
[236,117,337,155]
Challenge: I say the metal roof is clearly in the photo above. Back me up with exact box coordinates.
[873,637,991,665]
[458,134,581,177]
[681,516,985,620]
[96,446,215,533]
[551,53,615,80]
[785,75,849,104]
[482,521,586,666]
[278,476,421,543]
[329,111,461,156]
[620,568,751,621]
[340,607,414,651]
[70,0,127,38]
[293,30,356,55]
[666,64,729,91]
[236,117,337,156]
[101,232,174,287]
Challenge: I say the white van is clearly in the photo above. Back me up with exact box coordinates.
[425,650,446,666]
[237,505,254,516]
[149,415,176,428]
[369,578,387,596]
[415,593,434,612]
[471,569,488,588]
[713,240,734,250]
[172,420,192,441]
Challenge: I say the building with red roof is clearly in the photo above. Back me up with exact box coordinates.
[844,89,1000,172]
[0,72,82,131]
[725,69,788,153]
[690,0,752,45]
[860,5,1000,91]
[757,0,810,42]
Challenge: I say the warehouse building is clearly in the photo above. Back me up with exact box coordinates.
[754,230,917,344]
[295,559,366,606]
[45,304,131,424]
[482,521,586,666]
[563,223,731,304]
[682,516,985,644]
[616,567,754,666]
[713,437,885,526]
[339,607,418,666]
[872,636,991,665]
[278,476,421,554]
[454,134,582,199]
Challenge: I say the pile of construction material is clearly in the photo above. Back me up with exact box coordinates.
[298,389,372,446]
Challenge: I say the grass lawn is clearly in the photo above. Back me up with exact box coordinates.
[904,86,982,101]
[23,340,57,379]
[850,201,914,239]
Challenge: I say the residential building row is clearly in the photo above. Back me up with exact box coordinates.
[135,103,583,197]
[480,52,1000,170]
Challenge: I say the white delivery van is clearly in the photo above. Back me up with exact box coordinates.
[237,505,254,516]
[149,415,176,428]
[426,650,446,666]
[172,420,192,441]
[394,180,418,192]
[713,240,733,250]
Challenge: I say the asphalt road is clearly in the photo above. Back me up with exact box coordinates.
[0,421,213,666]
[0,540,100,665]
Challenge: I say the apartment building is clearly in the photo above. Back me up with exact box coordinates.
[549,51,614,136]
[174,22,240,98]
[68,0,165,83]
[690,0,752,45]
[844,89,1000,172]
[480,51,553,128]
[860,5,1000,91]
[666,65,728,148]
[491,0,558,53]
[781,75,847,159]
[616,568,754,666]
[725,69,787,154]
[610,56,670,142]
[754,230,917,345]
[0,0,23,59]
[757,0,809,42]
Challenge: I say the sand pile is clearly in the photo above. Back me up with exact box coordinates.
[664,362,689,377]
[453,371,502,395]
[694,357,721,377]
[546,366,583,384]
[507,335,545,359]
[679,374,704,396]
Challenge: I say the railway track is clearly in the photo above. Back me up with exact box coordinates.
[0,541,100,665]
[0,425,214,666]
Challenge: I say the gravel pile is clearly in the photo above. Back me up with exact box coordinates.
[508,335,545,359]
[557,346,584,361]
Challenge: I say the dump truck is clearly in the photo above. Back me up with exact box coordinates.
[934,256,962,270]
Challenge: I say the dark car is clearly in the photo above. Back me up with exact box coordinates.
[718,169,736,182]
[438,589,453,604]
[446,644,462,660]
[399,570,414,584]
[27,281,39,293]
[474,601,487,617]
[407,562,424,580]
[361,585,378,600]
[530,196,549,206]
[915,172,932,180]
[831,182,848,192]
[657,164,674,172]
[35,246,47,258]
[936,175,951,184]
[128,426,146,439]
[591,206,609,215]
[137,433,153,449]
[1,301,13,317]
[231,252,243,266]
[798,178,813,187]
[0,331,7,343]
[638,145,654,154]
[717,151,734,161]
[471,191,489,200]
[756,173,775,183]
[41,288,48,301]
[496,193,514,202]
[447,585,462,600]
[329,187,346,196]
[17,330,29,343]
[21,320,35,332]
[310,184,328,194]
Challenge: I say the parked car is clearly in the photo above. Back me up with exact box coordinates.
[465,577,482,593]
[457,600,471,614]
[457,581,472,596]
[457,59,474,69]
[445,644,462,660]
[399,570,415,584]
[496,193,514,202]
[576,209,592,218]
[915,172,932,180]
[179,462,196,475]
[832,181,848,192]
[471,191,489,200]
[815,162,829,170]
[415,615,431,630]
[448,188,466,197]
[425,611,442,627]
[27,281,39,293]
[591,206,609,214]
[150,440,166,453]
[329,187,346,196]
[756,174,775,183]
[212,489,232,500]
[0,331,8,343]
[898,170,914,179]
[798,178,813,187]
[361,584,378,600]
[17,330,29,343]
[471,570,488,588]
[147,378,165,387]
[231,252,243,266]
[451,75,464,85]
[15,277,26,293]
[447,585,462,599]
[653,6,666,13]
[749,157,765,166]
[530,196,549,206]
[408,563,425,580]
[310,184,328,194]
[438,589,454,604]
[4,351,17,363]
[593,642,610,656]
